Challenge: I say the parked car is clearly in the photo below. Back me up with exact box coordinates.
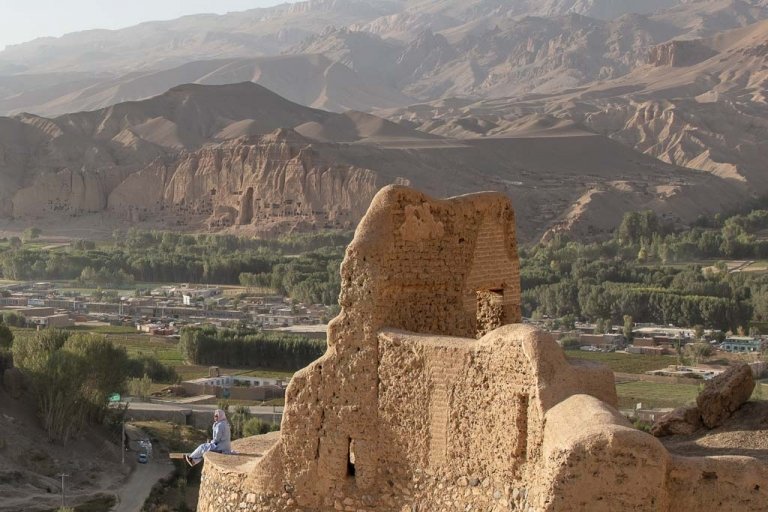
[137,453,148,464]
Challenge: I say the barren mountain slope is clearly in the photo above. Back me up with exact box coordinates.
[649,0,768,39]
[355,0,685,41]
[294,14,679,100]
[298,2,768,102]
[565,19,768,186]
[0,82,745,241]
[384,19,768,197]
[96,128,746,241]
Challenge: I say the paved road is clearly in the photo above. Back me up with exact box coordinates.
[123,401,284,427]
[127,400,284,416]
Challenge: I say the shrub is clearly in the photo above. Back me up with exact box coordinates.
[242,418,280,437]
[559,335,581,350]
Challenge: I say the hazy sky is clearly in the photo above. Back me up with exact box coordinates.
[0,0,295,50]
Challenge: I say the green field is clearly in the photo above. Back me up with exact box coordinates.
[617,380,768,410]
[616,381,700,409]
[69,325,139,335]
[565,350,678,374]
[100,333,295,384]
[104,334,185,365]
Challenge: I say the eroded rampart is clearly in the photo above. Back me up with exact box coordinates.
[198,186,768,511]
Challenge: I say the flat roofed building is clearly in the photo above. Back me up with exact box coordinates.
[722,336,762,353]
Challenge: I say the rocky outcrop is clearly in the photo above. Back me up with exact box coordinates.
[12,167,128,218]
[652,363,756,436]
[651,405,702,437]
[648,40,717,67]
[697,363,755,429]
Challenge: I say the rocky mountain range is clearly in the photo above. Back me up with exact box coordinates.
[0,81,745,241]
[0,0,766,241]
[3,0,767,116]
[387,18,768,188]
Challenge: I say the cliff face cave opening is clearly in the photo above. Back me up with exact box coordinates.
[347,438,356,478]
[238,187,255,225]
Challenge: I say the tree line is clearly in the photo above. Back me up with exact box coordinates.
[0,229,349,305]
[180,326,325,370]
[522,207,768,331]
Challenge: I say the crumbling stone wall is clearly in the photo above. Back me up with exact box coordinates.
[198,186,768,512]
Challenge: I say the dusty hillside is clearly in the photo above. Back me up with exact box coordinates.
[0,387,129,511]
[384,18,768,208]
[0,0,403,74]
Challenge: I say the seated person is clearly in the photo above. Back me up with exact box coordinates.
[185,409,231,466]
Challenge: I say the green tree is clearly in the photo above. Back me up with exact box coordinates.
[127,374,153,400]
[22,227,41,242]
[560,314,576,331]
[594,318,605,335]
[243,417,280,436]
[79,266,97,286]
[623,315,634,342]
[685,343,712,366]
[229,405,251,439]
[559,335,581,350]
[12,332,129,442]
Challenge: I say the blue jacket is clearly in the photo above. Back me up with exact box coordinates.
[212,420,231,453]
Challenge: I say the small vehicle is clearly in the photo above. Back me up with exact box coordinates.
[137,453,148,464]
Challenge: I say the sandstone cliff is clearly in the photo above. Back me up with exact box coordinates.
[0,77,754,241]
[108,132,382,232]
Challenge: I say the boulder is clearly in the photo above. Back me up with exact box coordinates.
[696,363,755,428]
[651,405,702,437]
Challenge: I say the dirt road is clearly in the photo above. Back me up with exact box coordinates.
[112,458,174,512]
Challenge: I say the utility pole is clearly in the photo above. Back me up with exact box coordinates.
[59,473,69,508]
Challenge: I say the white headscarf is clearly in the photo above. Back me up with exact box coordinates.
[215,409,227,422]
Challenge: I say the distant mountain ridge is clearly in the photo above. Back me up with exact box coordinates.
[0,54,412,117]
[1,0,767,117]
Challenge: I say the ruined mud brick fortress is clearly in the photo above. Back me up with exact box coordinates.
[198,186,768,511]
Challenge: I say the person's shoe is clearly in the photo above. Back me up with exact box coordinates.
[184,455,194,467]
